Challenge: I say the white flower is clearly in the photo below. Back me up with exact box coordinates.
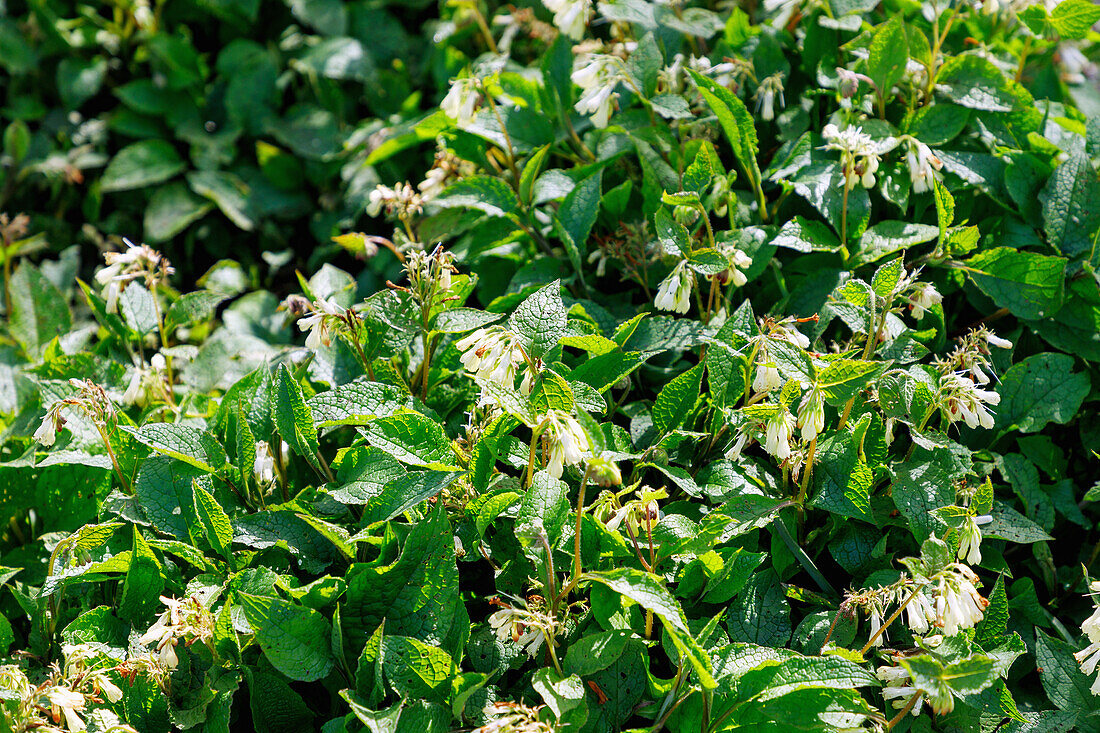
[456,326,528,396]
[985,332,1012,350]
[763,408,795,460]
[905,138,943,194]
[572,55,620,129]
[910,282,942,319]
[876,665,923,717]
[1074,583,1100,695]
[868,600,886,647]
[366,182,423,218]
[942,373,999,430]
[774,321,810,349]
[297,298,345,351]
[957,514,992,565]
[489,608,546,658]
[34,414,58,446]
[254,441,275,486]
[752,350,784,393]
[654,260,695,314]
[904,588,936,635]
[543,0,591,39]
[754,73,785,122]
[441,77,480,126]
[823,123,897,189]
[935,565,988,636]
[718,247,752,287]
[47,687,86,731]
[797,387,826,442]
[541,410,591,478]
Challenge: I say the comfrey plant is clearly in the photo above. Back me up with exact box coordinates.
[0,0,1098,728]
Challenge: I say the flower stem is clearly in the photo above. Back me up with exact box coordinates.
[887,692,923,729]
[860,583,925,654]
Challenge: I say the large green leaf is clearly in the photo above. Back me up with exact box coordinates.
[101,140,186,192]
[239,592,335,682]
[995,353,1089,433]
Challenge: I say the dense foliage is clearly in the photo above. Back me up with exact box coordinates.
[1,0,1100,731]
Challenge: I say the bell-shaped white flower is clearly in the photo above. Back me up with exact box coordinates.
[572,55,621,129]
[763,408,795,460]
[905,138,943,194]
[910,282,942,320]
[441,77,480,126]
[297,298,345,351]
[797,387,826,442]
[542,0,591,39]
[541,410,591,478]
[654,260,695,314]
[957,514,992,565]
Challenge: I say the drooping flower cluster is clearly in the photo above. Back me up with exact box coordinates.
[654,260,695,314]
[1074,582,1100,695]
[440,77,480,127]
[34,379,117,448]
[822,123,898,189]
[572,54,622,129]
[542,0,591,40]
[754,72,785,121]
[95,238,174,314]
[137,595,215,670]
[366,181,424,219]
[487,598,559,659]
[457,326,533,396]
[957,512,993,565]
[876,663,924,717]
[940,372,1001,429]
[539,409,591,478]
[903,137,943,194]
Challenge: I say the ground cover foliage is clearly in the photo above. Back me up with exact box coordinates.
[1,0,1100,731]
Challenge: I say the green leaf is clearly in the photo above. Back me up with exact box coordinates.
[145,182,214,243]
[995,353,1089,433]
[101,140,186,192]
[125,424,227,473]
[9,262,71,358]
[1041,150,1100,262]
[239,592,334,682]
[975,575,1008,645]
[655,207,693,257]
[360,470,463,525]
[380,636,453,702]
[585,568,717,689]
[725,570,790,647]
[187,170,256,231]
[434,176,519,217]
[964,248,1066,321]
[532,669,587,722]
[893,444,967,541]
[687,69,762,194]
[193,481,234,560]
[984,502,1054,543]
[508,281,568,361]
[273,364,323,473]
[1034,630,1097,715]
[867,15,908,101]
[343,507,462,652]
[117,526,164,623]
[811,431,873,521]
[901,653,997,700]
[853,222,937,267]
[360,411,456,468]
[771,216,842,253]
[308,379,414,427]
[734,654,878,702]
[817,359,881,404]
[1050,0,1100,38]
[652,363,703,435]
[935,56,1017,112]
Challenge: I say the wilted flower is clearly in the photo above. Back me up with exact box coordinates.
[542,0,591,39]
[441,77,480,126]
[475,701,556,733]
[489,607,546,657]
[367,182,423,219]
[654,260,695,314]
[94,239,174,314]
[572,55,621,129]
[137,595,214,670]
